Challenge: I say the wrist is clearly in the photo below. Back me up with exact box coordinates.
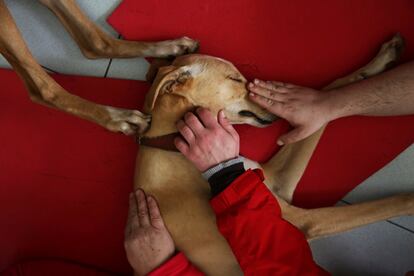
[132,250,175,276]
[203,158,245,197]
[202,156,243,180]
[321,89,344,122]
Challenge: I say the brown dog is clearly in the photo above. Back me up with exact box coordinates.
[0,1,412,275]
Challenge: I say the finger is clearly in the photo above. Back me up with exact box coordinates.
[184,112,205,135]
[248,83,289,102]
[174,136,190,154]
[268,80,299,89]
[177,119,196,144]
[125,193,140,237]
[277,127,310,145]
[254,79,289,91]
[135,189,151,227]
[250,79,291,92]
[248,92,284,115]
[196,107,218,129]
[147,195,166,229]
[254,79,299,90]
[218,110,239,140]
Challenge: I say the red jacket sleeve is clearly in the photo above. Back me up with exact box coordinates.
[210,169,329,276]
[147,252,204,276]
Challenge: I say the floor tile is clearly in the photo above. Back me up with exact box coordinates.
[76,0,121,36]
[0,0,122,76]
[343,144,414,231]
[310,219,414,275]
[390,216,414,233]
[106,56,149,81]
[0,56,9,69]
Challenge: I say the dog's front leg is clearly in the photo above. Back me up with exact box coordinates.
[280,193,414,240]
[38,0,199,59]
[0,0,150,135]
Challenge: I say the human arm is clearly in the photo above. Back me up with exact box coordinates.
[210,169,329,275]
[248,61,414,145]
[175,108,328,275]
[124,189,203,276]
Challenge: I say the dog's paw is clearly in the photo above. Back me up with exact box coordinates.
[105,107,151,135]
[378,33,405,69]
[171,36,200,55]
[152,37,199,58]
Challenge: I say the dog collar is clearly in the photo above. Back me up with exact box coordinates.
[137,133,180,152]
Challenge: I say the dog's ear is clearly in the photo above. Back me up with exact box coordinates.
[146,58,174,83]
[145,64,197,111]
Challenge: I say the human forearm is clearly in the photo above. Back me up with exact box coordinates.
[202,157,245,197]
[326,61,414,120]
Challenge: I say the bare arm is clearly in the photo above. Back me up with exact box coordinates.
[328,61,414,118]
[248,61,414,145]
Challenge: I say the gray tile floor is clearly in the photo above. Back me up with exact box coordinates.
[0,0,148,80]
[1,1,413,274]
[311,146,414,275]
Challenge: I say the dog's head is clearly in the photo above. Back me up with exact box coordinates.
[145,54,278,127]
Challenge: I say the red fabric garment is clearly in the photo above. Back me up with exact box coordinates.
[151,169,328,276]
[148,252,203,276]
[211,169,328,276]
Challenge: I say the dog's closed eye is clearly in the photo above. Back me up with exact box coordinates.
[227,76,243,83]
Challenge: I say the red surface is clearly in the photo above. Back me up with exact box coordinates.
[0,69,148,274]
[1,0,414,274]
[108,0,414,207]
[3,260,112,276]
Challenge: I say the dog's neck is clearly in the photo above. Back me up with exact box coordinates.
[139,133,179,152]
[135,96,203,188]
[143,95,194,138]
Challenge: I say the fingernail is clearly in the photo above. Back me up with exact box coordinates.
[254,79,260,84]
[248,83,254,88]
[136,188,144,196]
[249,92,255,97]
[277,140,284,146]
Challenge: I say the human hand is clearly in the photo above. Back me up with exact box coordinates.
[124,189,175,276]
[174,108,240,172]
[248,79,331,145]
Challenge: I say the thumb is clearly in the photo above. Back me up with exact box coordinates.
[218,110,239,139]
[277,127,309,145]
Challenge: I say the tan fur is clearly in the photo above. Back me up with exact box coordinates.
[0,1,412,274]
[135,35,413,275]
[0,0,198,136]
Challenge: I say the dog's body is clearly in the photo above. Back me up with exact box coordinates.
[134,49,413,274]
[1,1,413,275]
